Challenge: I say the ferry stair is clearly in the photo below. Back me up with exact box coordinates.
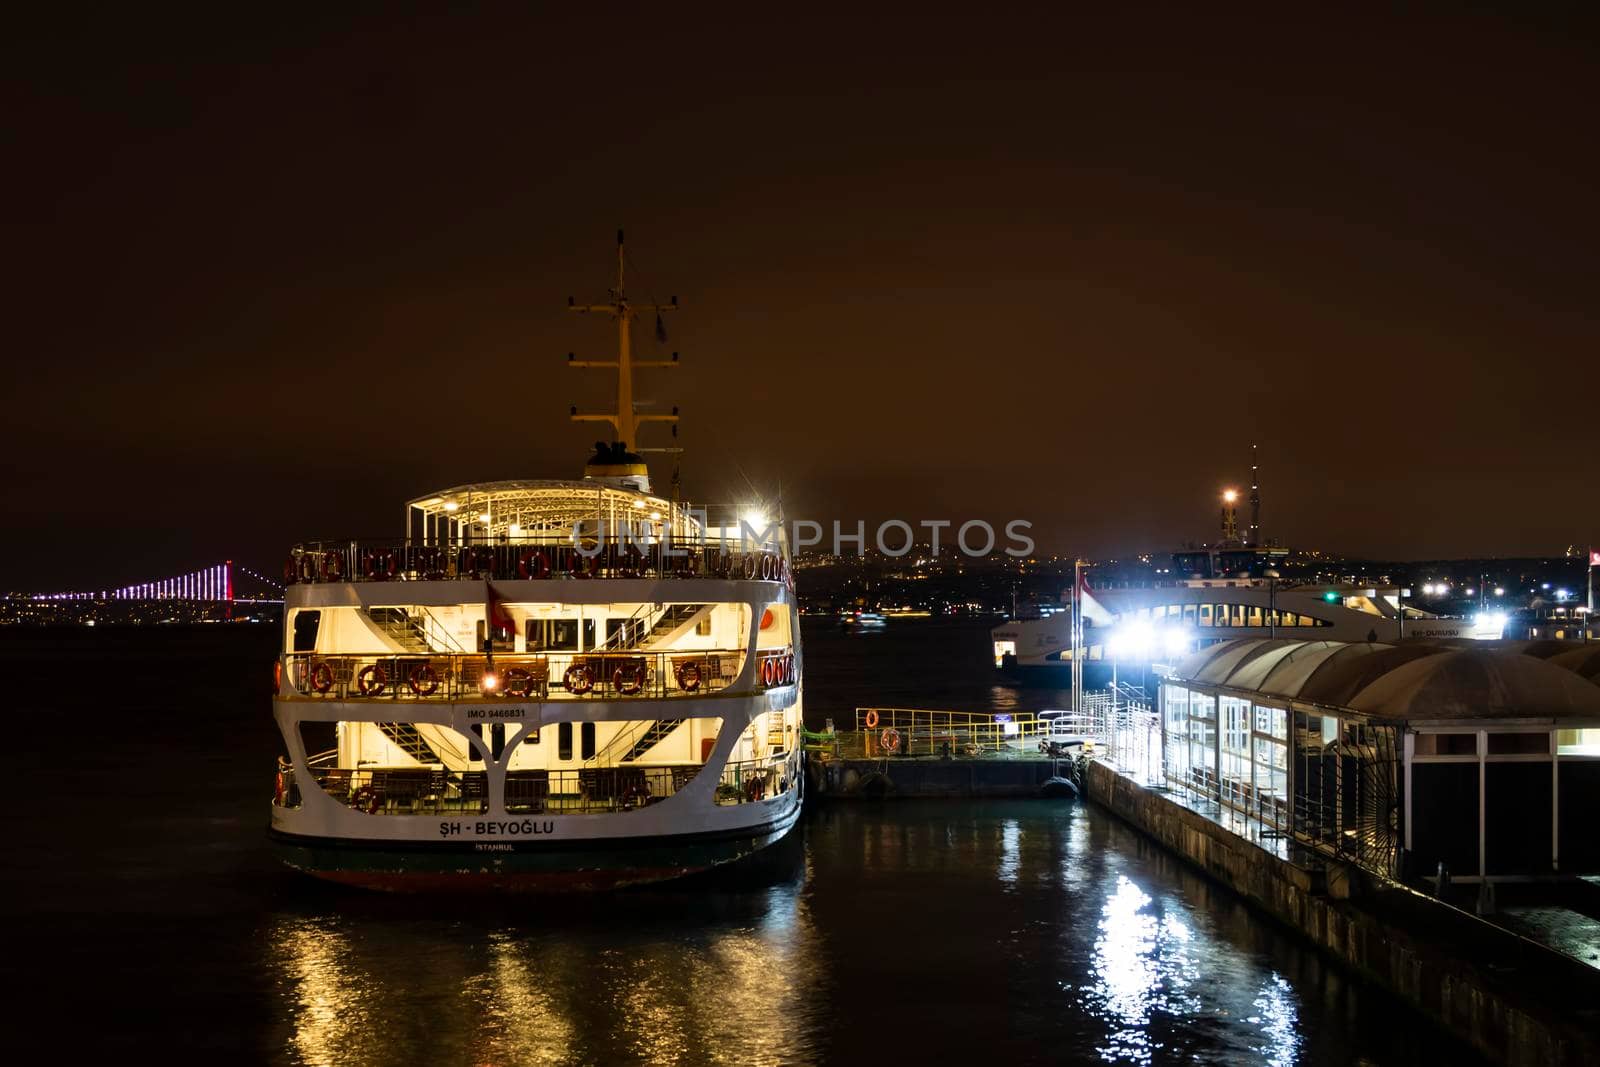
[362,607,432,653]
[592,718,686,765]
[377,721,444,765]
[599,603,711,652]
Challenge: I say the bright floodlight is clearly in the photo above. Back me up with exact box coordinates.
[1422,583,1435,595]
[1109,619,1156,659]
[1494,587,1505,597]
[1163,628,1191,657]
[1474,612,1508,640]
[1223,489,1238,503]
[483,673,498,692]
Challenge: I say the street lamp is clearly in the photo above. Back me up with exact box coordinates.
[1264,568,1280,639]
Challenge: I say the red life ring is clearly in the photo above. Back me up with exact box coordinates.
[518,550,550,580]
[864,709,880,729]
[503,666,536,698]
[274,771,285,807]
[621,782,651,810]
[678,662,702,692]
[363,550,396,580]
[564,664,594,694]
[322,551,343,581]
[760,658,774,686]
[784,654,795,683]
[776,558,789,585]
[613,663,646,695]
[350,785,380,814]
[744,775,766,802]
[283,558,297,583]
[407,663,439,696]
[460,546,494,579]
[613,546,642,578]
[571,551,600,579]
[880,727,902,754]
[416,547,446,580]
[298,555,318,583]
[356,664,388,696]
[309,661,334,694]
[761,555,776,581]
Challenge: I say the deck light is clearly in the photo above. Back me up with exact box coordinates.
[443,502,458,512]
[1494,587,1505,597]
[483,672,498,692]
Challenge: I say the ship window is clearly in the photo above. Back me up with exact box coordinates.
[581,722,596,760]
[605,617,631,646]
[581,618,596,652]
[558,722,573,760]
[292,610,320,652]
[1199,605,1213,627]
[527,618,578,652]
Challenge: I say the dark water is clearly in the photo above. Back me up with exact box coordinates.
[6,620,1480,1064]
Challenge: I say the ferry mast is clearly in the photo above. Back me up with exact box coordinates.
[568,229,680,454]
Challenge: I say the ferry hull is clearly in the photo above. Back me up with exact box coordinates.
[268,805,802,893]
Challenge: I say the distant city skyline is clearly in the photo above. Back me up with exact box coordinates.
[5,9,1596,587]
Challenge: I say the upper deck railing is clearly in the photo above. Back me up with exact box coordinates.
[280,646,797,702]
[283,540,791,587]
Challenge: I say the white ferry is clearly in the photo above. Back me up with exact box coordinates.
[268,237,803,891]
[993,545,1487,688]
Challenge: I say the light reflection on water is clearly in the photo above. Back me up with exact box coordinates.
[267,873,823,1065]
[260,803,1449,1066]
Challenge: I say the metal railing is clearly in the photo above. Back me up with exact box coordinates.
[284,540,793,587]
[281,754,793,816]
[282,647,795,702]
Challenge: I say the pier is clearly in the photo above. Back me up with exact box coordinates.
[806,638,1600,1066]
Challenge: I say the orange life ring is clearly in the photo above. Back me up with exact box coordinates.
[517,550,550,580]
[761,658,776,686]
[309,661,334,695]
[356,664,387,696]
[613,663,646,695]
[407,663,440,696]
[678,662,702,692]
[880,727,901,754]
[274,771,285,806]
[564,664,594,694]
[864,709,880,729]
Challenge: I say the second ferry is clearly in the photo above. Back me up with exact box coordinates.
[267,235,803,890]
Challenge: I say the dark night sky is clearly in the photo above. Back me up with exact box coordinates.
[5,8,1597,590]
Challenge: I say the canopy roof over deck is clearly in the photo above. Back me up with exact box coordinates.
[406,479,700,541]
[1170,637,1600,723]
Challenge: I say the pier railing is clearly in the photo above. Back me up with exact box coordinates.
[284,540,793,587]
[279,754,794,817]
[281,647,796,702]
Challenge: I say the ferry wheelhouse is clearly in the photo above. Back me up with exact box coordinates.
[268,238,803,890]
